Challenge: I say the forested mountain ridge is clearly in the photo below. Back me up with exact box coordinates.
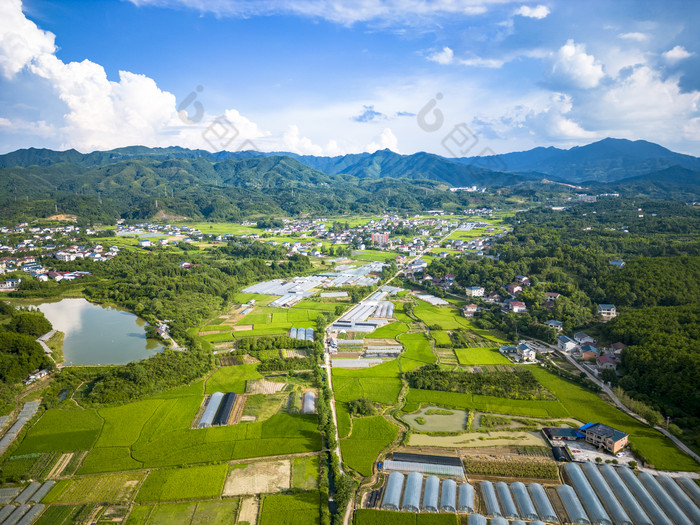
[1,139,699,223]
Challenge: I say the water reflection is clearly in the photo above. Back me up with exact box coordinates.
[37,298,164,365]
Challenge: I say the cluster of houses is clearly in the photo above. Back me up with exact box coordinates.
[557,332,626,378]
[499,341,538,363]
[23,368,51,386]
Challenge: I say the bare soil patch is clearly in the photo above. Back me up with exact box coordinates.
[223,460,291,496]
[233,324,254,332]
[238,497,259,524]
[247,379,287,395]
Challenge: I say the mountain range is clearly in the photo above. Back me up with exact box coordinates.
[0,138,698,222]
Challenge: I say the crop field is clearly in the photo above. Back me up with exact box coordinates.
[430,330,452,347]
[44,472,144,504]
[369,321,409,339]
[333,374,402,406]
[404,388,568,418]
[259,491,321,525]
[25,394,321,475]
[200,331,236,343]
[35,504,85,525]
[354,509,460,524]
[1,452,57,479]
[129,501,239,525]
[230,292,279,306]
[206,364,262,393]
[223,459,290,496]
[136,463,228,502]
[397,333,436,370]
[455,347,510,365]
[292,456,319,490]
[336,401,351,438]
[340,416,398,476]
[412,303,470,330]
[13,409,104,455]
[351,250,399,262]
[463,456,558,479]
[528,366,699,471]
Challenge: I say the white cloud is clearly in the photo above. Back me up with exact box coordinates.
[366,128,399,153]
[514,5,550,19]
[618,32,648,42]
[428,46,454,65]
[0,0,55,78]
[551,39,605,89]
[663,45,694,63]
[459,56,505,68]
[127,0,500,25]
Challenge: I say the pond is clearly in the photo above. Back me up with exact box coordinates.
[403,405,469,432]
[37,298,164,365]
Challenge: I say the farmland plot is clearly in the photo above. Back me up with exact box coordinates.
[44,472,144,504]
[136,463,228,502]
[259,491,321,525]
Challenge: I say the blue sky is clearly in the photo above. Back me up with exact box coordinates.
[1,0,699,156]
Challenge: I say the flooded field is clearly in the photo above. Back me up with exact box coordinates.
[403,405,468,432]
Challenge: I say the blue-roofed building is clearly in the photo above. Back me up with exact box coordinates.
[545,320,563,332]
[598,304,617,320]
[609,260,625,268]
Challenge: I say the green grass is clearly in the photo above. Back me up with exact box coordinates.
[292,455,319,490]
[336,402,351,438]
[147,502,196,525]
[351,250,399,262]
[192,500,240,524]
[124,505,153,525]
[354,509,460,524]
[13,409,104,454]
[35,505,84,525]
[135,463,228,502]
[413,303,470,330]
[206,364,262,393]
[430,330,452,347]
[201,332,236,343]
[529,366,699,471]
[259,491,321,525]
[96,399,165,447]
[369,322,409,339]
[398,333,436,371]
[79,446,143,474]
[44,472,144,504]
[341,416,398,476]
[455,347,511,365]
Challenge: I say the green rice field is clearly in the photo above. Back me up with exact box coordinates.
[135,463,228,502]
[340,416,398,476]
[455,347,511,365]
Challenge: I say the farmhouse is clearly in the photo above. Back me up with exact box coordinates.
[506,283,523,295]
[596,355,616,370]
[557,335,576,352]
[545,320,563,332]
[465,286,485,297]
[461,304,478,317]
[573,332,595,345]
[580,422,629,454]
[508,301,527,313]
[598,304,617,319]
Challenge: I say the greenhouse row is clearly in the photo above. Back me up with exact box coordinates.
[198,391,237,428]
[289,327,315,341]
[376,463,699,524]
[560,463,700,525]
[479,480,557,522]
[0,401,40,455]
[381,472,473,513]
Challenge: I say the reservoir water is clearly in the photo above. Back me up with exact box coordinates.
[37,298,164,365]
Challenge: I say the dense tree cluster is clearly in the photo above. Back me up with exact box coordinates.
[405,364,554,400]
